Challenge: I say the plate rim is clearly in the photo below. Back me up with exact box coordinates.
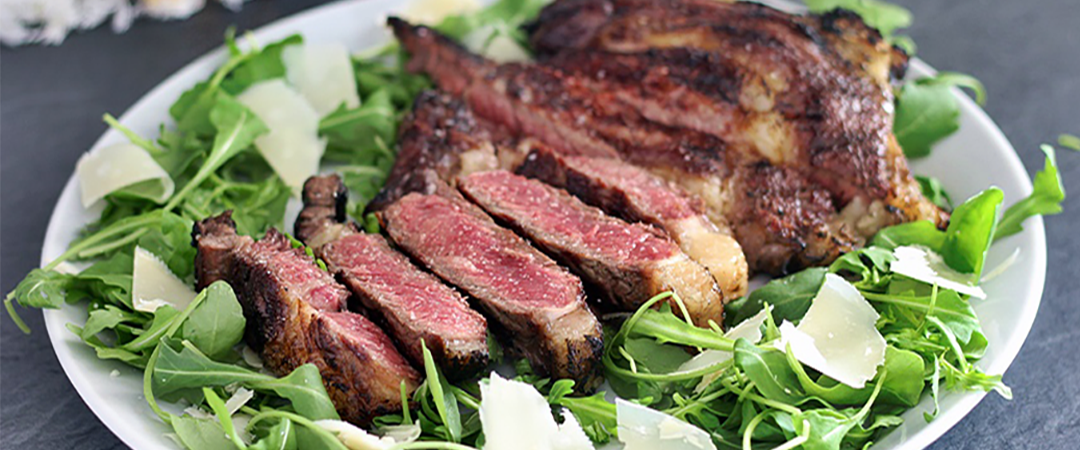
[36,1,1047,449]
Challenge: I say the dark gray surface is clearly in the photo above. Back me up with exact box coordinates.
[1,0,1077,448]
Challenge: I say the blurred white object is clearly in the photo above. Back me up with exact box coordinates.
[0,0,249,46]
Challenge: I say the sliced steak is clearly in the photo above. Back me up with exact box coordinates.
[297,175,490,379]
[367,90,501,213]
[458,170,723,327]
[518,148,748,298]
[192,213,420,425]
[379,193,603,389]
[388,17,862,275]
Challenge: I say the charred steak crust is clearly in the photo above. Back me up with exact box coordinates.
[388,17,858,275]
[295,174,351,245]
[298,174,491,380]
[379,193,604,390]
[390,11,944,275]
[192,214,420,425]
[366,90,499,213]
[458,170,724,327]
[526,0,943,225]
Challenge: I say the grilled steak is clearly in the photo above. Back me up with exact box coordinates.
[297,175,490,379]
[389,16,944,274]
[379,193,603,389]
[192,212,420,425]
[391,18,859,274]
[458,170,723,327]
[518,147,748,298]
[367,91,501,213]
[527,0,945,228]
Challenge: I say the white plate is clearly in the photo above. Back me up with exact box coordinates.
[39,1,1046,449]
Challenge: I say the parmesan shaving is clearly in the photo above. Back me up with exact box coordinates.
[282,42,361,116]
[479,373,594,450]
[399,0,481,25]
[316,420,402,450]
[76,142,174,208]
[777,274,886,388]
[616,399,716,450]
[891,245,986,298]
[131,246,196,313]
[680,307,770,392]
[462,24,532,62]
[236,79,326,191]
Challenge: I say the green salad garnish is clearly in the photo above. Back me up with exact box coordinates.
[3,1,1073,449]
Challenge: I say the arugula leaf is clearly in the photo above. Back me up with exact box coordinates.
[421,340,462,442]
[320,89,397,164]
[165,94,268,211]
[247,417,298,450]
[786,346,923,407]
[724,268,827,327]
[804,0,912,36]
[995,145,1066,240]
[916,175,953,210]
[558,392,617,444]
[134,211,196,279]
[154,340,339,420]
[80,306,141,340]
[6,268,72,310]
[623,337,693,373]
[733,339,804,404]
[171,414,236,450]
[941,187,1002,275]
[1060,133,1080,151]
[221,35,304,95]
[792,372,885,450]
[181,281,246,360]
[870,220,945,251]
[894,72,985,158]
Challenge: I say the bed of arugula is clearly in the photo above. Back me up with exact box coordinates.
[3,0,1076,449]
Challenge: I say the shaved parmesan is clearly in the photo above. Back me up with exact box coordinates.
[236,79,326,191]
[132,246,196,313]
[777,273,885,388]
[462,25,532,62]
[224,387,253,415]
[76,142,174,208]
[281,42,361,117]
[616,399,716,450]
[399,0,480,25]
[316,420,403,450]
[891,245,987,298]
[377,421,422,444]
[479,373,594,450]
[679,307,770,392]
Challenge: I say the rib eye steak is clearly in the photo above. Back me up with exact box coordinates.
[388,8,946,274]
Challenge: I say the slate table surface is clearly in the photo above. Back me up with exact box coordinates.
[2,0,1077,448]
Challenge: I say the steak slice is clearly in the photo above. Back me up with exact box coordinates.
[367,91,502,213]
[297,175,490,379]
[192,213,420,425]
[379,193,603,389]
[518,148,748,298]
[458,170,724,327]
